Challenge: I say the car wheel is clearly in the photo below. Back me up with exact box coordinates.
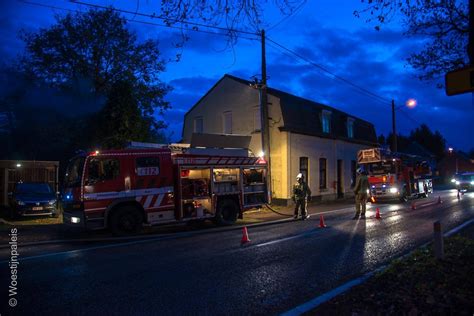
[215,199,239,226]
[109,206,143,236]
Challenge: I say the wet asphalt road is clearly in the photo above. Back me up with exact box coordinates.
[1,189,473,315]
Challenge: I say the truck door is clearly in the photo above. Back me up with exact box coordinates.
[134,155,175,223]
[83,156,123,216]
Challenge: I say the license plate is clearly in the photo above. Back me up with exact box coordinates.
[32,206,43,211]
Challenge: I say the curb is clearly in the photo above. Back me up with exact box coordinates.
[281,216,474,315]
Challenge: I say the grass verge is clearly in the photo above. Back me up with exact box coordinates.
[309,224,474,315]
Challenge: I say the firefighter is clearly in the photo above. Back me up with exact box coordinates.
[353,167,370,220]
[292,173,311,220]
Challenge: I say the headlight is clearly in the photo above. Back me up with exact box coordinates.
[470,181,474,185]
[366,189,370,194]
[455,181,460,185]
[17,200,25,206]
[389,187,398,194]
[450,178,456,183]
[48,200,57,205]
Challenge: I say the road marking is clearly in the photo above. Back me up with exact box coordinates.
[280,214,474,316]
[281,267,385,316]
[256,230,322,247]
[0,233,193,264]
[445,217,474,237]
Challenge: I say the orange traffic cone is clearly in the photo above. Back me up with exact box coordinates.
[437,196,442,204]
[411,202,417,210]
[319,214,327,228]
[241,226,251,244]
[375,207,381,219]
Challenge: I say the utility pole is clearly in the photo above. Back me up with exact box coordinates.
[469,0,473,66]
[391,99,397,153]
[260,29,272,201]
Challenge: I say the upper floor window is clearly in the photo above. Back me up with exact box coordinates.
[194,117,203,133]
[321,110,331,134]
[347,118,355,138]
[223,111,232,134]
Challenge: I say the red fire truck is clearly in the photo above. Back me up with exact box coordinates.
[62,146,268,234]
[357,148,433,202]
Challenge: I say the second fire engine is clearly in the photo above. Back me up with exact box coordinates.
[357,148,433,202]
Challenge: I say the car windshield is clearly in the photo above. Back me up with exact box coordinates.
[459,174,474,181]
[64,156,85,187]
[15,183,53,195]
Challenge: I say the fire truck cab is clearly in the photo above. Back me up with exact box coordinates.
[62,145,268,234]
[357,148,433,202]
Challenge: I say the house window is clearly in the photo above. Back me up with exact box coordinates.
[319,158,327,189]
[347,118,354,138]
[351,160,356,188]
[321,110,331,134]
[223,111,232,134]
[194,117,203,133]
[299,157,309,184]
[254,107,261,131]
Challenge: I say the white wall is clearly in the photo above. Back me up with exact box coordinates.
[287,133,371,200]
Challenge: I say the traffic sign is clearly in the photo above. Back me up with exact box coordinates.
[445,66,474,96]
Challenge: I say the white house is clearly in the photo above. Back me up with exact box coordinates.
[182,74,378,204]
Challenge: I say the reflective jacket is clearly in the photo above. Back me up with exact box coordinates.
[354,174,369,195]
[292,181,311,200]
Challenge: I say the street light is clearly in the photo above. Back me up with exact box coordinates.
[406,98,417,108]
[391,98,417,152]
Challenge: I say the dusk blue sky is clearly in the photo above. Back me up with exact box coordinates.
[1,0,472,151]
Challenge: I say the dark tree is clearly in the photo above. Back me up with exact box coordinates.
[158,0,303,30]
[97,81,167,149]
[377,134,386,146]
[355,0,469,82]
[19,7,170,122]
[386,132,411,152]
[409,124,446,160]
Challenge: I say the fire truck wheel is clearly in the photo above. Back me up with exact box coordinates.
[215,199,239,226]
[110,206,142,235]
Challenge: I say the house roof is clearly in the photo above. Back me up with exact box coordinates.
[184,74,378,146]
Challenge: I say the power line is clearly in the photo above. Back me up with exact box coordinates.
[267,0,307,32]
[265,36,392,104]
[266,37,391,107]
[19,0,260,41]
[71,0,260,36]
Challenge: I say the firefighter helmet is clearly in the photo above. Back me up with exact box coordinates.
[296,173,303,180]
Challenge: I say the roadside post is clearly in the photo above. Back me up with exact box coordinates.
[433,221,444,260]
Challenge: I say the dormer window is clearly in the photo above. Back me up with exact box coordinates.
[347,118,354,138]
[321,110,331,134]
